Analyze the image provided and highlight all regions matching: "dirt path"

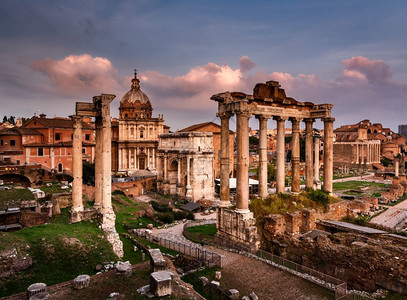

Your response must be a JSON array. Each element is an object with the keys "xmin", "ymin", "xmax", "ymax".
[{"xmin": 207, "ymin": 247, "xmax": 335, "ymax": 300}]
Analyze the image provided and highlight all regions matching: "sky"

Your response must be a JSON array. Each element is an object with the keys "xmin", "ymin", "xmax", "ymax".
[{"xmin": 0, "ymin": 0, "xmax": 407, "ymax": 131}]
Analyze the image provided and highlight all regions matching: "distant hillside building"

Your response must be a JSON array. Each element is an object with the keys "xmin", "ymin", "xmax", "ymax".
[
  {"xmin": 334, "ymin": 120, "xmax": 406, "ymax": 169},
  {"xmin": 112, "ymin": 72, "xmax": 169, "ymax": 172},
  {"xmin": 0, "ymin": 114, "xmax": 95, "ymax": 173},
  {"xmin": 178, "ymin": 122, "xmax": 234, "ymax": 178}
]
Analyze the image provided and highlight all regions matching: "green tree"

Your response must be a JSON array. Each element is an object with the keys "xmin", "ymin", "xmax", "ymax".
[
  {"xmin": 83, "ymin": 161, "xmax": 95, "ymax": 185},
  {"xmin": 2, "ymin": 116, "xmax": 7, "ymax": 123},
  {"xmin": 267, "ymin": 162, "xmax": 277, "ymax": 182}
]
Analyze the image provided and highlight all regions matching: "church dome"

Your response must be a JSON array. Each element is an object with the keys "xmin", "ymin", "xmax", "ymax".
[{"xmin": 121, "ymin": 71, "xmax": 150, "ymax": 104}]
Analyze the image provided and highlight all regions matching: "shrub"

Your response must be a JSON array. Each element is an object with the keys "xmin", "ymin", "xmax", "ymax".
[
  {"xmin": 150, "ymin": 200, "xmax": 173, "ymax": 212},
  {"xmin": 308, "ymin": 189, "xmax": 329, "ymax": 206},
  {"xmin": 187, "ymin": 211, "xmax": 195, "ymax": 220},
  {"xmin": 157, "ymin": 212, "xmax": 174, "ymax": 224},
  {"xmin": 112, "ymin": 190, "xmax": 126, "ymax": 196},
  {"xmin": 173, "ymin": 210, "xmax": 189, "ymax": 220}
]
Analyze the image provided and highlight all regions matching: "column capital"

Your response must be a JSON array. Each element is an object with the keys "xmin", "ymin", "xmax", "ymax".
[
  {"xmin": 304, "ymin": 118, "xmax": 315, "ymax": 124},
  {"xmin": 217, "ymin": 112, "xmax": 233, "ymax": 119},
  {"xmin": 71, "ymin": 115, "xmax": 83, "ymax": 128},
  {"xmin": 322, "ymin": 117, "xmax": 335, "ymax": 123},
  {"xmin": 289, "ymin": 117, "xmax": 302, "ymax": 123},
  {"xmin": 255, "ymin": 114, "xmax": 270, "ymax": 121},
  {"xmin": 273, "ymin": 116, "xmax": 288, "ymax": 122},
  {"xmin": 235, "ymin": 111, "xmax": 252, "ymax": 118}
]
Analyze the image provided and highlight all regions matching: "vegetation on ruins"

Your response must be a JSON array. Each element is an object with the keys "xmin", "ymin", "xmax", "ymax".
[
  {"xmin": 249, "ymin": 190, "xmax": 340, "ymax": 228},
  {"xmin": 0, "ymin": 208, "xmax": 117, "ymax": 297}
]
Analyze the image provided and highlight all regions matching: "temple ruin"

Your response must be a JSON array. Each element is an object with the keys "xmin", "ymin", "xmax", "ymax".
[
  {"xmin": 211, "ymin": 81, "xmax": 334, "ymax": 252},
  {"xmin": 70, "ymin": 94, "xmax": 123, "ymax": 257}
]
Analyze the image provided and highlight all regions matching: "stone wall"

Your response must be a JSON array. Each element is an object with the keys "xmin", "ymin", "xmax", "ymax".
[
  {"xmin": 270, "ymin": 232, "xmax": 407, "ymax": 295},
  {"xmin": 20, "ymin": 211, "xmax": 49, "ymax": 227}
]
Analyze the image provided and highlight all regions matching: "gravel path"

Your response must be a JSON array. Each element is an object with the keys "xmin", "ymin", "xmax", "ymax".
[{"xmin": 207, "ymin": 246, "xmax": 335, "ymax": 300}]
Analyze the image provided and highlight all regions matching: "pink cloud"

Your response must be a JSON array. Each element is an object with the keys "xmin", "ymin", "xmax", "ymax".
[
  {"xmin": 31, "ymin": 54, "xmax": 124, "ymax": 96},
  {"xmin": 341, "ymin": 56, "xmax": 393, "ymax": 84},
  {"xmin": 239, "ymin": 56, "xmax": 256, "ymax": 73}
]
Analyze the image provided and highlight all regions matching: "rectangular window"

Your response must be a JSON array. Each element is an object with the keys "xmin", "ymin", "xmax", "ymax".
[
  {"xmin": 140, "ymin": 131, "xmax": 144, "ymax": 139},
  {"xmin": 10, "ymin": 140, "xmax": 16, "ymax": 146},
  {"xmin": 85, "ymin": 134, "xmax": 90, "ymax": 141},
  {"xmin": 38, "ymin": 148, "xmax": 44, "ymax": 156},
  {"xmin": 55, "ymin": 133, "xmax": 61, "ymax": 140},
  {"xmin": 71, "ymin": 134, "xmax": 73, "ymax": 140},
  {"xmin": 82, "ymin": 148, "xmax": 86, "ymax": 154},
  {"xmin": 0, "ymin": 140, "xmax": 3, "ymax": 146}
]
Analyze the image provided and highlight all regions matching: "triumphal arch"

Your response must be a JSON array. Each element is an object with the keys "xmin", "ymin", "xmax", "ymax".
[{"xmin": 211, "ymin": 80, "xmax": 334, "ymax": 252}]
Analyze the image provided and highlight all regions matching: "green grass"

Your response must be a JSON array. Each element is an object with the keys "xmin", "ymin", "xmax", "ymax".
[
  {"xmin": 39, "ymin": 182, "xmax": 71, "ymax": 194},
  {"xmin": 0, "ymin": 188, "xmax": 34, "ymax": 207},
  {"xmin": 333, "ymin": 180, "xmax": 388, "ymax": 191},
  {"xmin": 182, "ymin": 267, "xmax": 222, "ymax": 300},
  {"xmin": 185, "ymin": 224, "xmax": 217, "ymax": 244},
  {"xmin": 0, "ymin": 208, "xmax": 117, "ymax": 297}
]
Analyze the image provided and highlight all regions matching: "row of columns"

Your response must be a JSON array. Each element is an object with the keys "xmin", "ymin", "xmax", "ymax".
[
  {"xmin": 353, "ymin": 143, "xmax": 380, "ymax": 164},
  {"xmin": 71, "ymin": 114, "xmax": 113, "ymax": 217},
  {"xmin": 119, "ymin": 123, "xmax": 156, "ymax": 140},
  {"xmin": 118, "ymin": 147, "xmax": 156, "ymax": 170},
  {"xmin": 219, "ymin": 113, "xmax": 334, "ymax": 209}
]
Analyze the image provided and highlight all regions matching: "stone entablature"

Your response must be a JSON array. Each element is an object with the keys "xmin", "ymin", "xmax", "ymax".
[{"xmin": 157, "ymin": 132, "xmax": 214, "ymax": 202}]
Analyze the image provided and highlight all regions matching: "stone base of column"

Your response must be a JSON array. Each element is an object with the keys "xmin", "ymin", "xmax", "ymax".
[
  {"xmin": 105, "ymin": 230, "xmax": 124, "ymax": 258},
  {"xmin": 162, "ymin": 181, "xmax": 170, "ymax": 195},
  {"xmin": 214, "ymin": 208, "xmax": 260, "ymax": 253},
  {"xmin": 100, "ymin": 211, "xmax": 116, "ymax": 231},
  {"xmin": 185, "ymin": 186, "xmax": 192, "ymax": 201},
  {"xmin": 217, "ymin": 200, "xmax": 232, "ymax": 208},
  {"xmin": 69, "ymin": 209, "xmax": 83, "ymax": 223}
]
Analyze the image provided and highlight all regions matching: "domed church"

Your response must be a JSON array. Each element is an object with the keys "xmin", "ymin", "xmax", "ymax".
[{"xmin": 112, "ymin": 71, "xmax": 168, "ymax": 172}]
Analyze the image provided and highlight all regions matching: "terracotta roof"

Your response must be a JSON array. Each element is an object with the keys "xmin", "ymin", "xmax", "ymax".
[
  {"xmin": 0, "ymin": 127, "xmax": 42, "ymax": 136},
  {"xmin": 26, "ymin": 116, "xmax": 94, "ymax": 130},
  {"xmin": 179, "ymin": 122, "xmax": 234, "ymax": 134}
]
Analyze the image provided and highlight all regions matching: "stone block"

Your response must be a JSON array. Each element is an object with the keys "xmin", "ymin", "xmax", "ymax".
[
  {"xmin": 73, "ymin": 274, "xmax": 90, "ymax": 289},
  {"xmin": 211, "ymin": 280, "xmax": 220, "ymax": 287},
  {"xmin": 149, "ymin": 249, "xmax": 166, "ymax": 272},
  {"xmin": 150, "ymin": 270, "xmax": 173, "ymax": 297},
  {"xmin": 29, "ymin": 293, "xmax": 50, "ymax": 300},
  {"xmin": 115, "ymin": 261, "xmax": 132, "ymax": 277},
  {"xmin": 27, "ymin": 283, "xmax": 47, "ymax": 299},
  {"xmin": 227, "ymin": 289, "xmax": 240, "ymax": 300},
  {"xmin": 199, "ymin": 276, "xmax": 209, "ymax": 286},
  {"xmin": 215, "ymin": 270, "xmax": 221, "ymax": 280},
  {"xmin": 249, "ymin": 292, "xmax": 259, "ymax": 300},
  {"xmin": 242, "ymin": 297, "xmax": 250, "ymax": 300}
]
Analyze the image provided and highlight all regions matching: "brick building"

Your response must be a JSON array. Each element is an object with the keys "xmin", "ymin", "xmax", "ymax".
[{"xmin": 0, "ymin": 114, "xmax": 95, "ymax": 173}]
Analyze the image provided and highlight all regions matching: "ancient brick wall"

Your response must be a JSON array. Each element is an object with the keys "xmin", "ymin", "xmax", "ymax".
[{"xmin": 20, "ymin": 211, "xmax": 49, "ymax": 227}]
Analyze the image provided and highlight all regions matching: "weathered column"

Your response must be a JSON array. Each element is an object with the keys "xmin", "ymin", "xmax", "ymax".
[
  {"xmin": 236, "ymin": 112, "xmax": 251, "ymax": 212},
  {"xmin": 274, "ymin": 117, "xmax": 286, "ymax": 193},
  {"xmin": 177, "ymin": 159, "xmax": 181, "ymax": 184},
  {"xmin": 257, "ymin": 115, "xmax": 269, "ymax": 198},
  {"xmin": 395, "ymin": 159, "xmax": 400, "ymax": 177},
  {"xmin": 304, "ymin": 119, "xmax": 314, "ymax": 189},
  {"xmin": 323, "ymin": 118, "xmax": 335, "ymax": 193},
  {"xmin": 71, "ymin": 115, "xmax": 83, "ymax": 221},
  {"xmin": 94, "ymin": 116, "xmax": 102, "ymax": 210},
  {"xmin": 219, "ymin": 113, "xmax": 232, "ymax": 207},
  {"xmin": 164, "ymin": 154, "xmax": 168, "ymax": 182},
  {"xmin": 314, "ymin": 137, "xmax": 320, "ymax": 187},
  {"xmin": 291, "ymin": 118, "xmax": 301, "ymax": 193},
  {"xmin": 186, "ymin": 156, "xmax": 192, "ymax": 199},
  {"xmin": 147, "ymin": 148, "xmax": 150, "ymax": 169}
]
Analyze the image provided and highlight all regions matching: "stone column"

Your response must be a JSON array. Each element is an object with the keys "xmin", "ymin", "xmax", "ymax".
[
  {"xmin": 395, "ymin": 159, "xmax": 400, "ymax": 177},
  {"xmin": 236, "ymin": 112, "xmax": 251, "ymax": 212},
  {"xmin": 101, "ymin": 113, "xmax": 113, "ymax": 214},
  {"xmin": 94, "ymin": 116, "xmax": 102, "ymax": 210},
  {"xmin": 219, "ymin": 113, "xmax": 232, "ymax": 207},
  {"xmin": 291, "ymin": 118, "xmax": 301, "ymax": 193},
  {"xmin": 147, "ymin": 148, "xmax": 150, "ymax": 169},
  {"xmin": 71, "ymin": 115, "xmax": 83, "ymax": 221},
  {"xmin": 304, "ymin": 119, "xmax": 314, "ymax": 189},
  {"xmin": 323, "ymin": 118, "xmax": 335, "ymax": 193},
  {"xmin": 314, "ymin": 137, "xmax": 320, "ymax": 187},
  {"xmin": 257, "ymin": 115, "xmax": 269, "ymax": 198},
  {"xmin": 186, "ymin": 156, "xmax": 192, "ymax": 200},
  {"xmin": 274, "ymin": 117, "xmax": 286, "ymax": 193}
]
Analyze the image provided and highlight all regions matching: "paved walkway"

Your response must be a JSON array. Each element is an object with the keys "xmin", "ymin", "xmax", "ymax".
[{"xmin": 370, "ymin": 199, "xmax": 407, "ymax": 229}]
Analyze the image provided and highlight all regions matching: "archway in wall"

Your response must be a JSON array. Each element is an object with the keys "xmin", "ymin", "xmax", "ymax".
[
  {"xmin": 58, "ymin": 163, "xmax": 63, "ymax": 173},
  {"xmin": 0, "ymin": 174, "xmax": 31, "ymax": 187}
]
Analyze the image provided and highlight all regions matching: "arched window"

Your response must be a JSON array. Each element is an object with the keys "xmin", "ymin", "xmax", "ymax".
[{"xmin": 58, "ymin": 163, "xmax": 63, "ymax": 173}]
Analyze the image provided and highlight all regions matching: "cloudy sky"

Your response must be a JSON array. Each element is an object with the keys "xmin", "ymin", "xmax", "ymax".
[{"xmin": 1, "ymin": 0, "xmax": 407, "ymax": 131}]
